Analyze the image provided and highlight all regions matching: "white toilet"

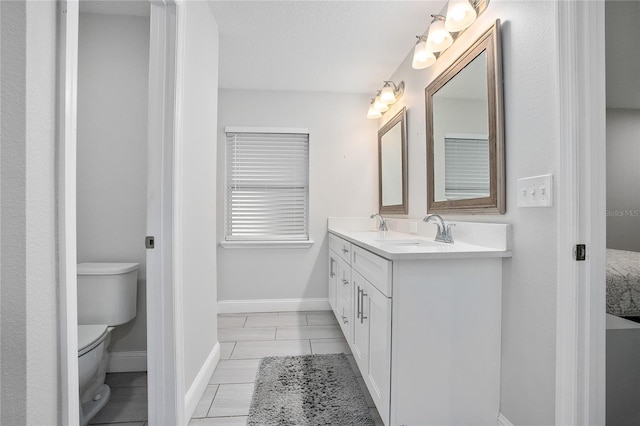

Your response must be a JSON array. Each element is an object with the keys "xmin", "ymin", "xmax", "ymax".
[{"xmin": 77, "ymin": 262, "xmax": 139, "ymax": 426}]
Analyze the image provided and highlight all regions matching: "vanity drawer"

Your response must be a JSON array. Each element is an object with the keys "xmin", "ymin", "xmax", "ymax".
[
  {"xmin": 352, "ymin": 245, "xmax": 392, "ymax": 297},
  {"xmin": 329, "ymin": 233, "xmax": 352, "ymax": 264}
]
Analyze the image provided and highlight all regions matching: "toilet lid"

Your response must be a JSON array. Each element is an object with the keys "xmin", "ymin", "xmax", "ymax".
[
  {"xmin": 78, "ymin": 324, "xmax": 109, "ymax": 356},
  {"xmin": 77, "ymin": 262, "xmax": 139, "ymax": 275}
]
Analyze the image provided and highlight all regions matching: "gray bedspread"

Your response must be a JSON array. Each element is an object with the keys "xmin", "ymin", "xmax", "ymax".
[{"xmin": 607, "ymin": 249, "xmax": 640, "ymax": 316}]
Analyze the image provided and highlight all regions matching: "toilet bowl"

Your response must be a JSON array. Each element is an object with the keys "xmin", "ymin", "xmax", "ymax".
[{"xmin": 77, "ymin": 262, "xmax": 139, "ymax": 426}]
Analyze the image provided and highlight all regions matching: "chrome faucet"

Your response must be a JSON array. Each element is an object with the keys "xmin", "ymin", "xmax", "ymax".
[
  {"xmin": 370, "ymin": 213, "xmax": 388, "ymax": 231},
  {"xmin": 423, "ymin": 214, "xmax": 455, "ymax": 243}
]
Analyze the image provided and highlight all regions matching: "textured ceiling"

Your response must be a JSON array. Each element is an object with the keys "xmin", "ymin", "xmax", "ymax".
[{"xmin": 208, "ymin": 1, "xmax": 446, "ymax": 94}]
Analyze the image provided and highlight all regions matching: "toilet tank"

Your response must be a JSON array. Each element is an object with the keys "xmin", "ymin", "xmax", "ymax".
[{"xmin": 77, "ymin": 262, "xmax": 139, "ymax": 326}]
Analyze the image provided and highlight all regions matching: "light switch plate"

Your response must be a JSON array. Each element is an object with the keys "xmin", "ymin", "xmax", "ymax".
[{"xmin": 517, "ymin": 174, "xmax": 553, "ymax": 207}]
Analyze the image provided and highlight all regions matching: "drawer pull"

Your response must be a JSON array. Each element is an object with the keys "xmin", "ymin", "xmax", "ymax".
[
  {"xmin": 360, "ymin": 290, "xmax": 368, "ymax": 324},
  {"xmin": 342, "ymin": 247, "xmax": 349, "ymax": 254},
  {"xmin": 356, "ymin": 286, "xmax": 362, "ymax": 319},
  {"xmin": 330, "ymin": 258, "xmax": 336, "ymax": 278},
  {"xmin": 342, "ymin": 279, "xmax": 349, "ymax": 286},
  {"xmin": 341, "ymin": 315, "xmax": 349, "ymax": 324}
]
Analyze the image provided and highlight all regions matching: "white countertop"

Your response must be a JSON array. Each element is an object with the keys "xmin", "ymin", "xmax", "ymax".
[{"xmin": 329, "ymin": 228, "xmax": 512, "ymax": 261}]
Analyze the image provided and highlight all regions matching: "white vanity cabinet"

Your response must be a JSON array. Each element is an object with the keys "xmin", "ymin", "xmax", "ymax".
[{"xmin": 327, "ymin": 230, "xmax": 505, "ymax": 426}]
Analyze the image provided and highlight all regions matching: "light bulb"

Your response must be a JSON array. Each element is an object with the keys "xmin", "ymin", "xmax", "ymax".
[
  {"xmin": 412, "ymin": 38, "xmax": 436, "ymax": 69},
  {"xmin": 445, "ymin": 0, "xmax": 477, "ymax": 33},
  {"xmin": 426, "ymin": 17, "xmax": 453, "ymax": 53}
]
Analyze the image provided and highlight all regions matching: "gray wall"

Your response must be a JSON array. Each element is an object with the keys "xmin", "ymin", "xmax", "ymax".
[
  {"xmin": 606, "ymin": 109, "xmax": 640, "ymax": 252},
  {"xmin": 76, "ymin": 12, "xmax": 149, "ymax": 354},
  {"xmin": 216, "ymin": 89, "xmax": 378, "ymax": 302},
  {"xmin": 383, "ymin": 2, "xmax": 559, "ymax": 423},
  {"xmin": 0, "ymin": 1, "xmax": 59, "ymax": 423}
]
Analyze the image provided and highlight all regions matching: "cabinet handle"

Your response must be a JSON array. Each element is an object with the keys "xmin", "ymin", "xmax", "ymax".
[
  {"xmin": 356, "ymin": 286, "xmax": 361, "ymax": 319},
  {"xmin": 360, "ymin": 290, "xmax": 368, "ymax": 324},
  {"xmin": 342, "ymin": 247, "xmax": 349, "ymax": 254},
  {"xmin": 330, "ymin": 258, "xmax": 336, "ymax": 278},
  {"xmin": 341, "ymin": 278, "xmax": 349, "ymax": 286},
  {"xmin": 342, "ymin": 315, "xmax": 349, "ymax": 324}
]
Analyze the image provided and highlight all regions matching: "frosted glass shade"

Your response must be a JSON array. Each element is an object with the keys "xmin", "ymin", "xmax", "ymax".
[
  {"xmin": 380, "ymin": 85, "xmax": 396, "ymax": 104},
  {"xmin": 426, "ymin": 18, "xmax": 453, "ymax": 53},
  {"xmin": 367, "ymin": 104, "xmax": 382, "ymax": 119},
  {"xmin": 412, "ymin": 39, "xmax": 436, "ymax": 69},
  {"xmin": 374, "ymin": 96, "xmax": 389, "ymax": 112},
  {"xmin": 445, "ymin": 0, "xmax": 477, "ymax": 33}
]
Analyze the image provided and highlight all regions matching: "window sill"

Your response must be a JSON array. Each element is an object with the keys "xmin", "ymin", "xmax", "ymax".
[{"xmin": 219, "ymin": 240, "xmax": 315, "ymax": 249}]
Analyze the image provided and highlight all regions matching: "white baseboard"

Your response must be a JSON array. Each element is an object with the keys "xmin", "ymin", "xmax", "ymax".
[
  {"xmin": 108, "ymin": 351, "xmax": 147, "ymax": 373},
  {"xmin": 184, "ymin": 342, "xmax": 221, "ymax": 422},
  {"xmin": 217, "ymin": 298, "xmax": 331, "ymax": 314},
  {"xmin": 497, "ymin": 413, "xmax": 514, "ymax": 426}
]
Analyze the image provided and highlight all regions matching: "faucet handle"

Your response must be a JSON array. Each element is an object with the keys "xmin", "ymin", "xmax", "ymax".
[{"xmin": 445, "ymin": 223, "xmax": 456, "ymax": 243}]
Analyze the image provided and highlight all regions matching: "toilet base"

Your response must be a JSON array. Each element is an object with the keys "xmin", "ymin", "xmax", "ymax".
[{"xmin": 80, "ymin": 383, "xmax": 111, "ymax": 426}]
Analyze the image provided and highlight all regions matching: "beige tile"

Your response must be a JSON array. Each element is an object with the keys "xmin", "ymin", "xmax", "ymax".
[
  {"xmin": 192, "ymin": 385, "xmax": 218, "ymax": 418},
  {"xmin": 276, "ymin": 325, "xmax": 343, "ymax": 340},
  {"xmin": 207, "ymin": 383, "xmax": 254, "ymax": 417},
  {"xmin": 209, "ymin": 359, "xmax": 260, "ymax": 385},
  {"xmin": 310, "ymin": 338, "xmax": 351, "ymax": 355},
  {"xmin": 220, "ymin": 342, "xmax": 235, "ymax": 360},
  {"xmin": 218, "ymin": 327, "xmax": 276, "ymax": 342},
  {"xmin": 231, "ymin": 340, "xmax": 312, "ymax": 359},
  {"xmin": 306, "ymin": 311, "xmax": 338, "ymax": 326},
  {"xmin": 244, "ymin": 313, "xmax": 307, "ymax": 327},
  {"xmin": 190, "ymin": 417, "xmax": 248, "ymax": 426},
  {"xmin": 218, "ymin": 316, "xmax": 247, "ymax": 328}
]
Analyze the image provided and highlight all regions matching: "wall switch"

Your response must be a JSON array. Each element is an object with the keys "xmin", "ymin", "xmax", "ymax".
[{"xmin": 517, "ymin": 174, "xmax": 553, "ymax": 207}]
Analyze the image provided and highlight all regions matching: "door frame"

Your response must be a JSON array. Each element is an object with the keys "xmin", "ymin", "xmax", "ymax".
[
  {"xmin": 555, "ymin": 1, "xmax": 606, "ymax": 424},
  {"xmin": 56, "ymin": 0, "xmax": 185, "ymax": 423}
]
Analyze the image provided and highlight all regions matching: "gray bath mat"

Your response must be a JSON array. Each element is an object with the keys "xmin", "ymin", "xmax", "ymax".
[{"xmin": 248, "ymin": 354, "xmax": 375, "ymax": 425}]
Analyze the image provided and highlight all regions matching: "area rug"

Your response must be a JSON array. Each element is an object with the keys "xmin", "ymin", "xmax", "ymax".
[{"xmin": 248, "ymin": 353, "xmax": 375, "ymax": 425}]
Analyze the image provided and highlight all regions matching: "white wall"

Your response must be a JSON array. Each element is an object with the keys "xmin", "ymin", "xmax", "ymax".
[
  {"xmin": 76, "ymin": 13, "xmax": 149, "ymax": 355},
  {"xmin": 0, "ymin": 0, "xmax": 59, "ymax": 423},
  {"xmin": 180, "ymin": 0, "xmax": 220, "ymax": 394},
  {"xmin": 381, "ymin": 2, "xmax": 559, "ymax": 423},
  {"xmin": 606, "ymin": 109, "xmax": 640, "ymax": 252},
  {"xmin": 217, "ymin": 90, "xmax": 378, "ymax": 303}
]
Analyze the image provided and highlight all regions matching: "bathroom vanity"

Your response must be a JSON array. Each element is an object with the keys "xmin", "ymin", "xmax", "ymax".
[{"xmin": 328, "ymin": 218, "xmax": 511, "ymax": 426}]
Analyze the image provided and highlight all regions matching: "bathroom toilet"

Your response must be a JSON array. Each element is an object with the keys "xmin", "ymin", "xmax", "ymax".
[{"xmin": 77, "ymin": 262, "xmax": 139, "ymax": 426}]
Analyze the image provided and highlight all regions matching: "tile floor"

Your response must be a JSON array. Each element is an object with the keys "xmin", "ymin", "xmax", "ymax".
[
  {"xmin": 190, "ymin": 311, "xmax": 384, "ymax": 425},
  {"xmin": 89, "ymin": 311, "xmax": 382, "ymax": 426}
]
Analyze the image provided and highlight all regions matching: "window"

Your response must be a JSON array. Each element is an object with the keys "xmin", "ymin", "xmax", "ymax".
[
  {"xmin": 444, "ymin": 133, "xmax": 490, "ymax": 200},
  {"xmin": 224, "ymin": 128, "xmax": 309, "ymax": 244}
]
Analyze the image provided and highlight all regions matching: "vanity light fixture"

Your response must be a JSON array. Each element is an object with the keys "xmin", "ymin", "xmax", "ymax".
[
  {"xmin": 366, "ymin": 81, "xmax": 405, "ymax": 119},
  {"xmin": 410, "ymin": 0, "xmax": 487, "ymax": 70},
  {"xmin": 425, "ymin": 15, "xmax": 453, "ymax": 53}
]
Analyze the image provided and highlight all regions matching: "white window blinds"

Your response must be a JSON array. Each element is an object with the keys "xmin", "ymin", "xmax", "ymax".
[
  {"xmin": 444, "ymin": 134, "xmax": 490, "ymax": 200},
  {"xmin": 225, "ymin": 129, "xmax": 309, "ymax": 241}
]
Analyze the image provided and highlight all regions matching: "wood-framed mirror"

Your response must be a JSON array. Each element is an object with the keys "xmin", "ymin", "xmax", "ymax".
[
  {"xmin": 426, "ymin": 20, "xmax": 504, "ymax": 214},
  {"xmin": 378, "ymin": 107, "xmax": 408, "ymax": 214}
]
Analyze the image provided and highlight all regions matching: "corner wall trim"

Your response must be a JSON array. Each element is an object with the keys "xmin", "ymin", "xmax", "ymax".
[
  {"xmin": 217, "ymin": 298, "xmax": 331, "ymax": 314},
  {"xmin": 107, "ymin": 351, "xmax": 148, "ymax": 373},
  {"xmin": 184, "ymin": 342, "xmax": 221, "ymax": 422},
  {"xmin": 497, "ymin": 413, "xmax": 514, "ymax": 426}
]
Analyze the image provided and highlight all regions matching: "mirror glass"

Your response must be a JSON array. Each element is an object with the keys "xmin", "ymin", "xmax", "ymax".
[
  {"xmin": 426, "ymin": 20, "xmax": 504, "ymax": 214},
  {"xmin": 378, "ymin": 107, "xmax": 407, "ymax": 214}
]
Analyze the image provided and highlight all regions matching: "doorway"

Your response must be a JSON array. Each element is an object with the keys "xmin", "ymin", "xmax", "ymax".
[{"xmin": 57, "ymin": 1, "xmax": 182, "ymax": 424}]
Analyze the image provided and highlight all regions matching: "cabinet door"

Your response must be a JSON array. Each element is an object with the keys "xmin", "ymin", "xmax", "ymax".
[
  {"xmin": 352, "ymin": 270, "xmax": 369, "ymax": 367},
  {"xmin": 328, "ymin": 250, "xmax": 338, "ymax": 314},
  {"xmin": 363, "ymin": 280, "xmax": 391, "ymax": 425}
]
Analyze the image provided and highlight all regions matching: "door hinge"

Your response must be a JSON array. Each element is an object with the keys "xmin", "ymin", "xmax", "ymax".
[
  {"xmin": 574, "ymin": 244, "xmax": 586, "ymax": 261},
  {"xmin": 145, "ymin": 236, "xmax": 155, "ymax": 249}
]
